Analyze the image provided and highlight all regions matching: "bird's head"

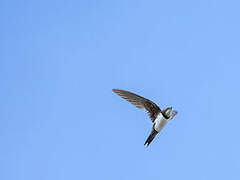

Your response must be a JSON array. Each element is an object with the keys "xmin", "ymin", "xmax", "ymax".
[{"xmin": 164, "ymin": 107, "xmax": 173, "ymax": 118}]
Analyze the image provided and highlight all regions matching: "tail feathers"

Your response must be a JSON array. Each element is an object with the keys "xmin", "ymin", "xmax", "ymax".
[{"xmin": 144, "ymin": 129, "xmax": 158, "ymax": 147}]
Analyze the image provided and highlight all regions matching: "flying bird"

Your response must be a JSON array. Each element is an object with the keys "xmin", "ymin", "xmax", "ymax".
[{"xmin": 112, "ymin": 89, "xmax": 177, "ymax": 147}]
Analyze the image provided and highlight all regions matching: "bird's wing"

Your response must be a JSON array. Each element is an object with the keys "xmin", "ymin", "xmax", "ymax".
[
  {"xmin": 112, "ymin": 89, "xmax": 161, "ymax": 122},
  {"xmin": 144, "ymin": 125, "xmax": 158, "ymax": 147}
]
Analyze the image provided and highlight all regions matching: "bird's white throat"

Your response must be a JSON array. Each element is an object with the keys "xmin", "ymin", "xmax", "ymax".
[{"xmin": 154, "ymin": 113, "xmax": 167, "ymax": 132}]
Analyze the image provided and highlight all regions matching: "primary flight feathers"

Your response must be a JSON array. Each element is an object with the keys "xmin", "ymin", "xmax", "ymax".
[
  {"xmin": 112, "ymin": 89, "xmax": 161, "ymax": 122},
  {"xmin": 112, "ymin": 89, "xmax": 178, "ymax": 147}
]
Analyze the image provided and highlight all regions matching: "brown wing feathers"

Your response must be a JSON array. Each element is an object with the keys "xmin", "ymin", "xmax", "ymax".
[
  {"xmin": 112, "ymin": 89, "xmax": 161, "ymax": 122},
  {"xmin": 112, "ymin": 89, "xmax": 145, "ymax": 109}
]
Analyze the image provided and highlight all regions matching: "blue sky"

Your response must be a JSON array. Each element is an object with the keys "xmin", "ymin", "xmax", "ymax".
[{"xmin": 1, "ymin": 0, "xmax": 240, "ymax": 179}]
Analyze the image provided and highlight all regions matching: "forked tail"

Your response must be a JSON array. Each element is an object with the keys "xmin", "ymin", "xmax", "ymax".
[{"xmin": 144, "ymin": 128, "xmax": 158, "ymax": 147}]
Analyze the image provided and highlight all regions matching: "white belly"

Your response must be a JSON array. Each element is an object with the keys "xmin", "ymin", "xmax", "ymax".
[{"xmin": 154, "ymin": 113, "xmax": 167, "ymax": 132}]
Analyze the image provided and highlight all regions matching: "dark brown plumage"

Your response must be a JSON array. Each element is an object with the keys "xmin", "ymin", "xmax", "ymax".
[
  {"xmin": 144, "ymin": 126, "xmax": 158, "ymax": 147},
  {"xmin": 112, "ymin": 89, "xmax": 161, "ymax": 122},
  {"xmin": 113, "ymin": 89, "xmax": 177, "ymax": 147}
]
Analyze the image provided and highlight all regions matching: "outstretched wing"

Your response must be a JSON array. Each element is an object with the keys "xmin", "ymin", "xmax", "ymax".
[{"xmin": 112, "ymin": 89, "xmax": 161, "ymax": 122}]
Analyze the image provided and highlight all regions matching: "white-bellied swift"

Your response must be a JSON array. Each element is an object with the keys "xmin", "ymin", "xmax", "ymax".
[{"xmin": 113, "ymin": 89, "xmax": 178, "ymax": 147}]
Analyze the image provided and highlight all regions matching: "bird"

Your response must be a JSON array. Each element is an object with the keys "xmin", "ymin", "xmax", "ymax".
[{"xmin": 112, "ymin": 89, "xmax": 178, "ymax": 147}]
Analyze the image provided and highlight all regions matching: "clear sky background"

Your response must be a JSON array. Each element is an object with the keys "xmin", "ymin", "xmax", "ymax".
[{"xmin": 1, "ymin": 0, "xmax": 240, "ymax": 179}]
